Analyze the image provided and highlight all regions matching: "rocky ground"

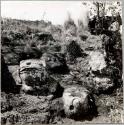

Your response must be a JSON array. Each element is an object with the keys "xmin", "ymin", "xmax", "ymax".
[{"xmin": 1, "ymin": 18, "xmax": 123, "ymax": 124}]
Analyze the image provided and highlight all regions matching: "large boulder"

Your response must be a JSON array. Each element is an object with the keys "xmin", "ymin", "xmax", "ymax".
[
  {"xmin": 62, "ymin": 86, "xmax": 95, "ymax": 118},
  {"xmin": 13, "ymin": 59, "xmax": 63, "ymax": 96},
  {"xmin": 41, "ymin": 52, "xmax": 69, "ymax": 74}
]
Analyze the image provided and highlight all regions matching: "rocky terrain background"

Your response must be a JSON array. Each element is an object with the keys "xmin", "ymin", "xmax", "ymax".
[{"xmin": 1, "ymin": 14, "xmax": 123, "ymax": 124}]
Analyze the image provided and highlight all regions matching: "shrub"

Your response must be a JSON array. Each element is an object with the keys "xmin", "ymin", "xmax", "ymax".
[
  {"xmin": 64, "ymin": 38, "xmax": 83, "ymax": 62},
  {"xmin": 64, "ymin": 15, "xmax": 77, "ymax": 36}
]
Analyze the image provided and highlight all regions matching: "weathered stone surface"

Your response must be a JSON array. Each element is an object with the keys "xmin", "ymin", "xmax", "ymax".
[
  {"xmin": 41, "ymin": 52, "xmax": 69, "ymax": 74},
  {"xmin": 62, "ymin": 86, "xmax": 94, "ymax": 118},
  {"xmin": 19, "ymin": 59, "xmax": 48, "ymax": 94},
  {"xmin": 93, "ymin": 77, "xmax": 114, "ymax": 94},
  {"xmin": 108, "ymin": 21, "xmax": 120, "ymax": 32},
  {"xmin": 12, "ymin": 59, "xmax": 63, "ymax": 96},
  {"xmin": 12, "ymin": 68, "xmax": 22, "ymax": 86},
  {"xmin": 1, "ymin": 15, "xmax": 123, "ymax": 124},
  {"xmin": 88, "ymin": 51, "xmax": 106, "ymax": 72},
  {"xmin": 20, "ymin": 59, "xmax": 45, "ymax": 71}
]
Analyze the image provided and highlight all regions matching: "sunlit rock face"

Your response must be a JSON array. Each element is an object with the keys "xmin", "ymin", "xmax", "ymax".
[
  {"xmin": 108, "ymin": 21, "xmax": 120, "ymax": 32},
  {"xmin": 120, "ymin": 25, "xmax": 122, "ymax": 35},
  {"xmin": 80, "ymin": 35, "xmax": 107, "ymax": 72},
  {"xmin": 88, "ymin": 51, "xmax": 106, "ymax": 72},
  {"xmin": 62, "ymin": 86, "xmax": 94, "ymax": 118}
]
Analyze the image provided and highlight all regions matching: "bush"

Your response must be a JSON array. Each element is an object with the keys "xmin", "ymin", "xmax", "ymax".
[
  {"xmin": 64, "ymin": 15, "xmax": 77, "ymax": 36},
  {"xmin": 64, "ymin": 38, "xmax": 83, "ymax": 62}
]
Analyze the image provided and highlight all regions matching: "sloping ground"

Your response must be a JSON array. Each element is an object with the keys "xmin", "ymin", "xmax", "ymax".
[
  {"xmin": 1, "ymin": 55, "xmax": 123, "ymax": 124},
  {"xmin": 1, "ymin": 18, "xmax": 123, "ymax": 124},
  {"xmin": 1, "ymin": 85, "xmax": 123, "ymax": 124}
]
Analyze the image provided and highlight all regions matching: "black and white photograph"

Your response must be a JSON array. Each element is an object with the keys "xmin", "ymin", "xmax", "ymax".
[{"xmin": 1, "ymin": 0, "xmax": 123, "ymax": 124}]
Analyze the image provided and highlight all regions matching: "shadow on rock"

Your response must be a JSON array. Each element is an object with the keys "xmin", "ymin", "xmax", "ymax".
[
  {"xmin": 1, "ymin": 55, "xmax": 21, "ymax": 94},
  {"xmin": 41, "ymin": 52, "xmax": 70, "ymax": 74},
  {"xmin": 48, "ymin": 98, "xmax": 65, "ymax": 124},
  {"xmin": 70, "ymin": 93, "xmax": 98, "ymax": 122}
]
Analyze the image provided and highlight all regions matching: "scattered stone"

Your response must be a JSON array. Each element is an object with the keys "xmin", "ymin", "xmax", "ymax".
[{"xmin": 1, "ymin": 15, "xmax": 122, "ymax": 124}]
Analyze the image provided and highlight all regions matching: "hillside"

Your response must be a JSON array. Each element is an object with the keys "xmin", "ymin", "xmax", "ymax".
[{"xmin": 1, "ymin": 17, "xmax": 123, "ymax": 124}]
